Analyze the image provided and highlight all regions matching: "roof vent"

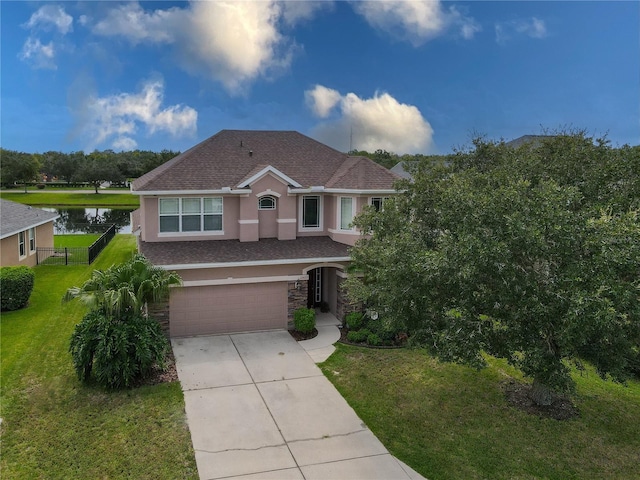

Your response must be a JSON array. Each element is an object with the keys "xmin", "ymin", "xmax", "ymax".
[
  {"xmin": 249, "ymin": 150, "xmax": 253, "ymax": 157},
  {"xmin": 240, "ymin": 140, "xmax": 243, "ymax": 147}
]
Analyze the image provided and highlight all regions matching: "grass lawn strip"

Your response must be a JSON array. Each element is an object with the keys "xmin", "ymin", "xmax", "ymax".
[
  {"xmin": 321, "ymin": 344, "xmax": 640, "ymax": 480},
  {"xmin": 0, "ymin": 235, "xmax": 198, "ymax": 479},
  {"xmin": 54, "ymin": 234, "xmax": 102, "ymax": 248},
  {"xmin": 0, "ymin": 191, "xmax": 139, "ymax": 207}
]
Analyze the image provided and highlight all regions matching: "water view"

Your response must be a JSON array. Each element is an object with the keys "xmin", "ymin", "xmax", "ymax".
[{"xmin": 43, "ymin": 207, "xmax": 134, "ymax": 234}]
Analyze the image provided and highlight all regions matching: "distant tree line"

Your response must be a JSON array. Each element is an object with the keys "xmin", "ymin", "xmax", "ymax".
[
  {"xmin": 349, "ymin": 148, "xmax": 448, "ymax": 170},
  {"xmin": 0, "ymin": 149, "xmax": 179, "ymax": 192}
]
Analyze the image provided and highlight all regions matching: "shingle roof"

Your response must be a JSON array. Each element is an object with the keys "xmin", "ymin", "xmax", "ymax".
[
  {"xmin": 139, "ymin": 236, "xmax": 351, "ymax": 267},
  {"xmin": 506, "ymin": 135, "xmax": 556, "ymax": 148},
  {"xmin": 132, "ymin": 130, "xmax": 401, "ymax": 192},
  {"xmin": 0, "ymin": 199, "xmax": 59, "ymax": 239}
]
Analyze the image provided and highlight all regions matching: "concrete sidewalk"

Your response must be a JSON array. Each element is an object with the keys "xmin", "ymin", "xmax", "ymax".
[{"xmin": 172, "ymin": 331, "xmax": 425, "ymax": 480}]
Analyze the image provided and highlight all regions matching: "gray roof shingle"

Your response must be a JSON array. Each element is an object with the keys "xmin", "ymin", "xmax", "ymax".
[
  {"xmin": 0, "ymin": 199, "xmax": 59, "ymax": 239},
  {"xmin": 139, "ymin": 236, "xmax": 351, "ymax": 267},
  {"xmin": 132, "ymin": 130, "xmax": 400, "ymax": 192}
]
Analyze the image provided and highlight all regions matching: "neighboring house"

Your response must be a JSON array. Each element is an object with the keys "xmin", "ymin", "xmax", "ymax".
[
  {"xmin": 0, "ymin": 199, "xmax": 59, "ymax": 267},
  {"xmin": 390, "ymin": 161, "xmax": 417, "ymax": 180},
  {"xmin": 505, "ymin": 135, "xmax": 556, "ymax": 148},
  {"xmin": 132, "ymin": 130, "xmax": 401, "ymax": 337}
]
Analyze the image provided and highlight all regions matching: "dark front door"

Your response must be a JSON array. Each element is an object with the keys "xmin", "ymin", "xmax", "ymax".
[{"xmin": 307, "ymin": 268, "xmax": 322, "ymax": 308}]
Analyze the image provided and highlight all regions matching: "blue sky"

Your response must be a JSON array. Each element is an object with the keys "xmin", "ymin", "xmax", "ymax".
[{"xmin": 1, "ymin": 1, "xmax": 638, "ymax": 155}]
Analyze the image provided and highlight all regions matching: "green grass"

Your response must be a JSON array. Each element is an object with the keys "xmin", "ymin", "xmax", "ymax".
[
  {"xmin": 54, "ymin": 234, "xmax": 101, "ymax": 248},
  {"xmin": 321, "ymin": 344, "xmax": 640, "ymax": 480},
  {"xmin": 0, "ymin": 191, "xmax": 139, "ymax": 207},
  {"xmin": 0, "ymin": 235, "xmax": 198, "ymax": 479}
]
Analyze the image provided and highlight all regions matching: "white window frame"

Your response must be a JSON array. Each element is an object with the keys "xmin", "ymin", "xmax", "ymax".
[
  {"xmin": 159, "ymin": 197, "xmax": 224, "ymax": 235},
  {"xmin": 28, "ymin": 227, "xmax": 36, "ymax": 253},
  {"xmin": 299, "ymin": 195, "xmax": 323, "ymax": 231},
  {"xmin": 370, "ymin": 196, "xmax": 389, "ymax": 212},
  {"xmin": 18, "ymin": 231, "xmax": 26, "ymax": 258},
  {"xmin": 258, "ymin": 196, "xmax": 276, "ymax": 210},
  {"xmin": 338, "ymin": 196, "xmax": 355, "ymax": 231}
]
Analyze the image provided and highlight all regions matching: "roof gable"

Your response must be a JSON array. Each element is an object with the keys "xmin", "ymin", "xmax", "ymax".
[{"xmin": 236, "ymin": 165, "xmax": 302, "ymax": 188}]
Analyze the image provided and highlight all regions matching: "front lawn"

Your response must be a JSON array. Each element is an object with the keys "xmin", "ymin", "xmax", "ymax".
[
  {"xmin": 0, "ymin": 191, "xmax": 139, "ymax": 207},
  {"xmin": 321, "ymin": 344, "xmax": 640, "ymax": 480},
  {"xmin": 0, "ymin": 235, "xmax": 197, "ymax": 479}
]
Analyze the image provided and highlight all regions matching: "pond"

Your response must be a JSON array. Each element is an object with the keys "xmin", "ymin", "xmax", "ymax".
[{"xmin": 42, "ymin": 207, "xmax": 134, "ymax": 234}]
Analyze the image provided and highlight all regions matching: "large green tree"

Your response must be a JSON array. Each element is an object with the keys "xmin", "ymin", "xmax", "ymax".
[
  {"xmin": 0, "ymin": 149, "xmax": 41, "ymax": 192},
  {"xmin": 348, "ymin": 133, "xmax": 639, "ymax": 405}
]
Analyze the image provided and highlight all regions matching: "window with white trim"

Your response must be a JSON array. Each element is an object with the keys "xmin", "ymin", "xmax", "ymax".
[
  {"xmin": 159, "ymin": 197, "xmax": 223, "ymax": 233},
  {"xmin": 18, "ymin": 231, "xmax": 26, "ymax": 257},
  {"xmin": 339, "ymin": 197, "xmax": 354, "ymax": 230},
  {"xmin": 258, "ymin": 196, "xmax": 276, "ymax": 210},
  {"xmin": 370, "ymin": 197, "xmax": 389, "ymax": 212},
  {"xmin": 302, "ymin": 195, "xmax": 321, "ymax": 229},
  {"xmin": 28, "ymin": 228, "xmax": 36, "ymax": 252}
]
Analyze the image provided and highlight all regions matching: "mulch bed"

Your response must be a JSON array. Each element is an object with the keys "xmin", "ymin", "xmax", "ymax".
[
  {"xmin": 288, "ymin": 328, "xmax": 318, "ymax": 341},
  {"xmin": 502, "ymin": 379, "xmax": 579, "ymax": 420},
  {"xmin": 140, "ymin": 349, "xmax": 179, "ymax": 386}
]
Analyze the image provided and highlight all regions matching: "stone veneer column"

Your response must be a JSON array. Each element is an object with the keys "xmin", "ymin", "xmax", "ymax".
[
  {"xmin": 148, "ymin": 300, "xmax": 170, "ymax": 337},
  {"xmin": 336, "ymin": 276, "xmax": 361, "ymax": 324},
  {"xmin": 287, "ymin": 279, "xmax": 308, "ymax": 325}
]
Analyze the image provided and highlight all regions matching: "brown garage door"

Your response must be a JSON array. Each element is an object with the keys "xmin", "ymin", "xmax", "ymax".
[{"xmin": 169, "ymin": 282, "xmax": 288, "ymax": 337}]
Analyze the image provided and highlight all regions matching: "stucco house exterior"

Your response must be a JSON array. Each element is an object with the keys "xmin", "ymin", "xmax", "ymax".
[
  {"xmin": 132, "ymin": 130, "xmax": 401, "ymax": 337},
  {"xmin": 0, "ymin": 199, "xmax": 59, "ymax": 267}
]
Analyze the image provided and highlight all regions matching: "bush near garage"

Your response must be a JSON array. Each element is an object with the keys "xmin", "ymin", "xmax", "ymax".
[
  {"xmin": 1, "ymin": 266, "xmax": 35, "ymax": 311},
  {"xmin": 294, "ymin": 307, "xmax": 316, "ymax": 334}
]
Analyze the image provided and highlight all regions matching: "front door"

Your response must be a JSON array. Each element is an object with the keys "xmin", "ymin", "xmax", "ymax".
[{"xmin": 307, "ymin": 267, "xmax": 322, "ymax": 308}]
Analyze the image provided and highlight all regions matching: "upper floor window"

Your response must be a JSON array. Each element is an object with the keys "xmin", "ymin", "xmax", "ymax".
[
  {"xmin": 159, "ymin": 197, "xmax": 223, "ymax": 233},
  {"xmin": 28, "ymin": 228, "xmax": 36, "ymax": 252},
  {"xmin": 370, "ymin": 197, "xmax": 389, "ymax": 212},
  {"xmin": 18, "ymin": 231, "xmax": 26, "ymax": 257},
  {"xmin": 339, "ymin": 197, "xmax": 354, "ymax": 230},
  {"xmin": 302, "ymin": 195, "xmax": 321, "ymax": 229},
  {"xmin": 258, "ymin": 196, "xmax": 276, "ymax": 210}
]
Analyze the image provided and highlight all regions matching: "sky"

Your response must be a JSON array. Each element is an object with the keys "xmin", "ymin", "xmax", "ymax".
[{"xmin": 1, "ymin": 1, "xmax": 638, "ymax": 155}]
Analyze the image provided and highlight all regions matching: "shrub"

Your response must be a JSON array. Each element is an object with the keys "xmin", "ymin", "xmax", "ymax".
[
  {"xmin": 346, "ymin": 328, "xmax": 371, "ymax": 343},
  {"xmin": 294, "ymin": 307, "xmax": 316, "ymax": 334},
  {"xmin": 345, "ymin": 311, "xmax": 364, "ymax": 330},
  {"xmin": 1, "ymin": 266, "xmax": 35, "ymax": 311},
  {"xmin": 319, "ymin": 301, "xmax": 330, "ymax": 313},
  {"xmin": 69, "ymin": 310, "xmax": 168, "ymax": 389},
  {"xmin": 366, "ymin": 315, "xmax": 404, "ymax": 343},
  {"xmin": 366, "ymin": 333, "xmax": 382, "ymax": 346},
  {"xmin": 36, "ymin": 183, "xmax": 45, "ymax": 189}
]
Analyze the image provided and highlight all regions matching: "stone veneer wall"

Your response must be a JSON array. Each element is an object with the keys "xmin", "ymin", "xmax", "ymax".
[
  {"xmin": 336, "ymin": 276, "xmax": 362, "ymax": 324},
  {"xmin": 148, "ymin": 300, "xmax": 170, "ymax": 337},
  {"xmin": 287, "ymin": 279, "xmax": 308, "ymax": 326}
]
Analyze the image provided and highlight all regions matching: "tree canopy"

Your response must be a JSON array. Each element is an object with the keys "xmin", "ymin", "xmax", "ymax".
[{"xmin": 347, "ymin": 133, "xmax": 640, "ymax": 405}]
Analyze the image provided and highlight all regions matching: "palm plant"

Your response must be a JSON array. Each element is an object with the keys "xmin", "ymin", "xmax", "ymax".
[{"xmin": 64, "ymin": 254, "xmax": 181, "ymax": 318}]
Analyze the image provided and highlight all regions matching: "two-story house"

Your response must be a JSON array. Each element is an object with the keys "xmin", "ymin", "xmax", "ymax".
[{"xmin": 132, "ymin": 130, "xmax": 400, "ymax": 337}]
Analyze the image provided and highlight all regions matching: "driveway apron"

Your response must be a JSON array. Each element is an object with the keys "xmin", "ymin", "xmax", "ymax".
[{"xmin": 172, "ymin": 330, "xmax": 423, "ymax": 480}]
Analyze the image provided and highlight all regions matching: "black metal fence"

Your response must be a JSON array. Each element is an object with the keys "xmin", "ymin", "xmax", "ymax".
[{"xmin": 37, "ymin": 224, "xmax": 117, "ymax": 266}]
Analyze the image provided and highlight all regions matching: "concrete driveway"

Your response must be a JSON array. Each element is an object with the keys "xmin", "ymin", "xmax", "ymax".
[{"xmin": 172, "ymin": 330, "xmax": 424, "ymax": 480}]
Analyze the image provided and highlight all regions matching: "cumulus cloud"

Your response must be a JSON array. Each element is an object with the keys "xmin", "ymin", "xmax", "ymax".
[
  {"xmin": 306, "ymin": 85, "xmax": 434, "ymax": 154},
  {"xmin": 305, "ymin": 85, "xmax": 341, "ymax": 118},
  {"xmin": 495, "ymin": 17, "xmax": 548, "ymax": 45},
  {"xmin": 90, "ymin": 1, "xmax": 325, "ymax": 93},
  {"xmin": 19, "ymin": 37, "xmax": 56, "ymax": 70},
  {"xmin": 24, "ymin": 4, "xmax": 73, "ymax": 34},
  {"xmin": 352, "ymin": 0, "xmax": 480, "ymax": 46},
  {"xmin": 76, "ymin": 78, "xmax": 198, "ymax": 150}
]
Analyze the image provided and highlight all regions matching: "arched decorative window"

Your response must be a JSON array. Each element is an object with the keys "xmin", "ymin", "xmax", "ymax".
[{"xmin": 258, "ymin": 195, "xmax": 276, "ymax": 210}]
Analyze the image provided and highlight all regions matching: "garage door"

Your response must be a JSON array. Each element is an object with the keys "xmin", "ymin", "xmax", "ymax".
[{"xmin": 169, "ymin": 282, "xmax": 288, "ymax": 337}]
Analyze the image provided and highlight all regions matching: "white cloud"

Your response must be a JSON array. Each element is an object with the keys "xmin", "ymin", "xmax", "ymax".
[
  {"xmin": 352, "ymin": 0, "xmax": 479, "ymax": 46},
  {"xmin": 25, "ymin": 4, "xmax": 73, "ymax": 35},
  {"xmin": 495, "ymin": 17, "xmax": 548, "ymax": 45},
  {"xmin": 90, "ymin": 1, "xmax": 322, "ymax": 93},
  {"xmin": 305, "ymin": 85, "xmax": 341, "ymax": 118},
  {"xmin": 19, "ymin": 37, "xmax": 56, "ymax": 70},
  {"xmin": 306, "ymin": 86, "xmax": 434, "ymax": 154},
  {"xmin": 79, "ymin": 79, "xmax": 198, "ymax": 150}
]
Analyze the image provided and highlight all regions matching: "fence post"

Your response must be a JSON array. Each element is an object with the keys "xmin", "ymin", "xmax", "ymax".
[{"xmin": 65, "ymin": 247, "xmax": 68, "ymax": 266}]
